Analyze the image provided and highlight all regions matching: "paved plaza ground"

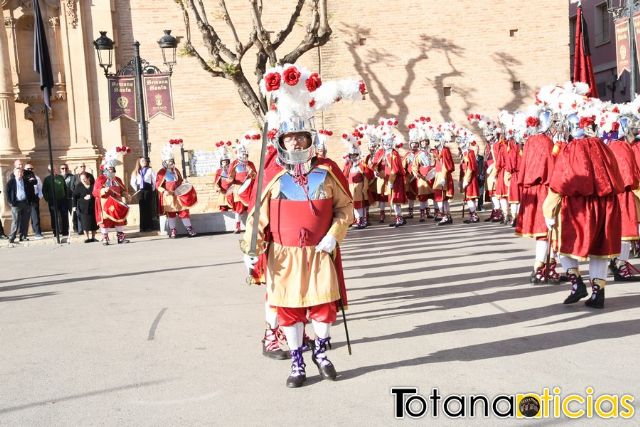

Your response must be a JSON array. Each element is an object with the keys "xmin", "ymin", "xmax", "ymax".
[{"xmin": 1, "ymin": 210, "xmax": 639, "ymax": 425}]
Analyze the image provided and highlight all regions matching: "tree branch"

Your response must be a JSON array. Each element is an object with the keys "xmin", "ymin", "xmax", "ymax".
[
  {"xmin": 187, "ymin": 0, "xmax": 238, "ymax": 63},
  {"xmin": 280, "ymin": 0, "xmax": 331, "ymax": 65},
  {"xmin": 218, "ymin": 0, "xmax": 243, "ymax": 54},
  {"xmin": 249, "ymin": 0, "xmax": 277, "ymax": 66},
  {"xmin": 272, "ymin": 0, "xmax": 306, "ymax": 49},
  {"xmin": 176, "ymin": 0, "xmax": 224, "ymax": 77}
]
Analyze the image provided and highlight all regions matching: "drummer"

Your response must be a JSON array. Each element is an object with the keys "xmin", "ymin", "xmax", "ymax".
[
  {"xmin": 156, "ymin": 144, "xmax": 197, "ymax": 238},
  {"xmin": 214, "ymin": 141, "xmax": 234, "ymax": 212},
  {"xmin": 228, "ymin": 134, "xmax": 257, "ymax": 234},
  {"xmin": 93, "ymin": 149, "xmax": 130, "ymax": 245}
]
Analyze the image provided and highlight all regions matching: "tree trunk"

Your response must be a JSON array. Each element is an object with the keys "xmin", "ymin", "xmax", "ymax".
[{"xmin": 231, "ymin": 70, "xmax": 267, "ymax": 125}]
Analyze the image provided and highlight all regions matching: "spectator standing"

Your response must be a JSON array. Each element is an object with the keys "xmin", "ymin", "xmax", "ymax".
[
  {"xmin": 43, "ymin": 166, "xmax": 69, "ymax": 239},
  {"xmin": 61, "ymin": 164, "xmax": 77, "ymax": 234},
  {"xmin": 24, "ymin": 163, "xmax": 44, "ymax": 240},
  {"xmin": 5, "ymin": 167, "xmax": 36, "ymax": 243},
  {"xmin": 130, "ymin": 157, "xmax": 157, "ymax": 232},
  {"xmin": 73, "ymin": 172, "xmax": 98, "ymax": 243},
  {"xmin": 72, "ymin": 163, "xmax": 95, "ymax": 233}
]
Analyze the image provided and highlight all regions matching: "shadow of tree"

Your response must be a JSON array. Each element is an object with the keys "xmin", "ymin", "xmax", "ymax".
[
  {"xmin": 493, "ymin": 51, "xmax": 525, "ymax": 112},
  {"xmin": 341, "ymin": 24, "xmax": 432, "ymax": 127}
]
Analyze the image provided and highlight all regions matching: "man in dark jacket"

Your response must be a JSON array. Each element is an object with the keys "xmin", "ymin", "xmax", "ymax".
[
  {"xmin": 5, "ymin": 167, "xmax": 37, "ymax": 243},
  {"xmin": 43, "ymin": 166, "xmax": 69, "ymax": 238}
]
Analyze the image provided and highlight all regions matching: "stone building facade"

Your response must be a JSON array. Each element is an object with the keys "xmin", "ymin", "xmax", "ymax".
[{"xmin": 1, "ymin": 0, "xmax": 569, "ymax": 230}]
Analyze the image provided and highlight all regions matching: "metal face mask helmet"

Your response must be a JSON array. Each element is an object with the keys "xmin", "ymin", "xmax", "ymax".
[
  {"xmin": 618, "ymin": 115, "xmax": 635, "ymax": 140},
  {"xmin": 567, "ymin": 113, "xmax": 584, "ymax": 139},
  {"xmin": 419, "ymin": 139, "xmax": 429, "ymax": 150},
  {"xmin": 276, "ymin": 117, "xmax": 317, "ymax": 169},
  {"xmin": 538, "ymin": 108, "xmax": 553, "ymax": 133},
  {"xmin": 382, "ymin": 136, "xmax": 395, "ymax": 152}
]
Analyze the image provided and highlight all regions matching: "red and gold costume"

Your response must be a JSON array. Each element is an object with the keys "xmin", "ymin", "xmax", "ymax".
[
  {"xmin": 433, "ymin": 146, "xmax": 454, "ymax": 202},
  {"xmin": 505, "ymin": 140, "xmax": 522, "ymax": 205},
  {"xmin": 364, "ymin": 152, "xmax": 379, "ymax": 203},
  {"xmin": 228, "ymin": 159, "xmax": 257, "ymax": 213},
  {"xmin": 543, "ymin": 137, "xmax": 624, "ymax": 260},
  {"xmin": 403, "ymin": 150, "xmax": 418, "ymax": 215},
  {"xmin": 608, "ymin": 139, "xmax": 640, "ymax": 242},
  {"xmin": 342, "ymin": 159, "xmax": 373, "ymax": 210},
  {"xmin": 372, "ymin": 148, "xmax": 407, "ymax": 204},
  {"xmin": 459, "ymin": 149, "xmax": 479, "ymax": 200},
  {"xmin": 93, "ymin": 174, "xmax": 128, "ymax": 229},
  {"xmin": 156, "ymin": 167, "xmax": 189, "ymax": 219},
  {"xmin": 516, "ymin": 133, "xmax": 555, "ymax": 238},
  {"xmin": 214, "ymin": 167, "xmax": 234, "ymax": 211},
  {"xmin": 244, "ymin": 157, "xmax": 353, "ymax": 314}
]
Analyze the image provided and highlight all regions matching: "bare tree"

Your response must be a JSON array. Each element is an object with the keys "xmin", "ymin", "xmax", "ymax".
[{"xmin": 175, "ymin": 0, "xmax": 332, "ymax": 124}]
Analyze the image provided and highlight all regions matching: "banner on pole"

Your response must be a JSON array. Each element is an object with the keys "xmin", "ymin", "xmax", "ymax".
[
  {"xmin": 615, "ymin": 18, "xmax": 631, "ymax": 78},
  {"xmin": 143, "ymin": 74, "xmax": 174, "ymax": 120},
  {"xmin": 108, "ymin": 76, "xmax": 137, "ymax": 122}
]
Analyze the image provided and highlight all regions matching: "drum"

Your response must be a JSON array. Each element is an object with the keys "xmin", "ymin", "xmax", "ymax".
[
  {"xmin": 237, "ymin": 178, "xmax": 253, "ymax": 206},
  {"xmin": 104, "ymin": 196, "xmax": 129, "ymax": 220},
  {"xmin": 176, "ymin": 183, "xmax": 198, "ymax": 207}
]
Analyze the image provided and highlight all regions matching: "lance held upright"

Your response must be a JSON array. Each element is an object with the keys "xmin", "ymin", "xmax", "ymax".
[{"xmin": 241, "ymin": 65, "xmax": 366, "ymax": 388}]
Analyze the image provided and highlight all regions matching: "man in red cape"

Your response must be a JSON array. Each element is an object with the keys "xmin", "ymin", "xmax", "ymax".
[
  {"xmin": 156, "ymin": 146, "xmax": 197, "ymax": 238},
  {"xmin": 93, "ymin": 164, "xmax": 129, "ymax": 245},
  {"xmin": 433, "ymin": 132, "xmax": 455, "ymax": 225},
  {"xmin": 459, "ymin": 139, "xmax": 480, "ymax": 223},
  {"xmin": 543, "ymin": 113, "xmax": 624, "ymax": 308},
  {"xmin": 228, "ymin": 137, "xmax": 257, "ymax": 233}
]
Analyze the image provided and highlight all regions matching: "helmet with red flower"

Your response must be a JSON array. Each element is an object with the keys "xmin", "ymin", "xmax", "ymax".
[
  {"xmin": 341, "ymin": 131, "xmax": 362, "ymax": 161},
  {"xmin": 101, "ymin": 146, "xmax": 125, "ymax": 178},
  {"xmin": 260, "ymin": 64, "xmax": 365, "ymax": 174},
  {"xmin": 215, "ymin": 140, "xmax": 233, "ymax": 166},
  {"xmin": 376, "ymin": 117, "xmax": 402, "ymax": 151},
  {"xmin": 316, "ymin": 129, "xmax": 333, "ymax": 158},
  {"xmin": 237, "ymin": 130, "xmax": 260, "ymax": 162}
]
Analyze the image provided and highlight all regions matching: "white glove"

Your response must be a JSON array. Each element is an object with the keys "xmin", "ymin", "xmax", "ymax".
[
  {"xmin": 315, "ymin": 234, "xmax": 337, "ymax": 253},
  {"xmin": 486, "ymin": 164, "xmax": 494, "ymax": 175},
  {"xmin": 545, "ymin": 217, "xmax": 556, "ymax": 229},
  {"xmin": 243, "ymin": 254, "xmax": 259, "ymax": 273},
  {"xmin": 462, "ymin": 181, "xmax": 469, "ymax": 190},
  {"xmin": 438, "ymin": 179, "xmax": 446, "ymax": 188}
]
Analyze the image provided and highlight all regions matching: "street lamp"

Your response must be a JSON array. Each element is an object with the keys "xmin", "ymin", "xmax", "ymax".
[{"xmin": 93, "ymin": 30, "xmax": 178, "ymax": 159}]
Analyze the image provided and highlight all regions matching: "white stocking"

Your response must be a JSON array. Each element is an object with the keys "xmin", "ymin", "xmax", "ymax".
[
  {"xmin": 354, "ymin": 208, "xmax": 363, "ymax": 220},
  {"xmin": 408, "ymin": 200, "xmax": 415, "ymax": 210},
  {"xmin": 265, "ymin": 302, "xmax": 278, "ymax": 329},
  {"xmin": 499, "ymin": 198, "xmax": 508, "ymax": 214},
  {"xmin": 437, "ymin": 201, "xmax": 444, "ymax": 212},
  {"xmin": 379, "ymin": 201, "xmax": 386, "ymax": 212},
  {"xmin": 181, "ymin": 217, "xmax": 192, "ymax": 227},
  {"xmin": 620, "ymin": 241, "xmax": 632, "ymax": 262},
  {"xmin": 234, "ymin": 212, "xmax": 241, "ymax": 222},
  {"xmin": 443, "ymin": 200, "xmax": 450, "ymax": 214},
  {"xmin": 115, "ymin": 226, "xmax": 125, "ymax": 233},
  {"xmin": 393, "ymin": 204, "xmax": 402, "ymax": 216},
  {"xmin": 491, "ymin": 196, "xmax": 500, "ymax": 210},
  {"xmin": 560, "ymin": 255, "xmax": 579, "ymax": 272},
  {"xmin": 535, "ymin": 240, "xmax": 548, "ymax": 263},
  {"xmin": 589, "ymin": 258, "xmax": 608, "ymax": 281},
  {"xmin": 311, "ymin": 320, "xmax": 331, "ymax": 339},
  {"xmin": 281, "ymin": 322, "xmax": 304, "ymax": 350},
  {"xmin": 419, "ymin": 201, "xmax": 427, "ymax": 210},
  {"xmin": 168, "ymin": 217, "xmax": 177, "ymax": 229},
  {"xmin": 467, "ymin": 200, "xmax": 476, "ymax": 213},
  {"xmin": 510, "ymin": 203, "xmax": 519, "ymax": 218}
]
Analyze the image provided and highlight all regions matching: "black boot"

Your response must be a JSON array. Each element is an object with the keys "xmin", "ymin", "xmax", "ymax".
[
  {"xmin": 262, "ymin": 327, "xmax": 289, "ymax": 360},
  {"xmin": 585, "ymin": 281, "xmax": 605, "ymax": 309},
  {"xmin": 563, "ymin": 272, "xmax": 588, "ymax": 304},
  {"xmin": 286, "ymin": 348, "xmax": 306, "ymax": 388},
  {"xmin": 311, "ymin": 337, "xmax": 337, "ymax": 381},
  {"xmin": 529, "ymin": 265, "xmax": 544, "ymax": 284},
  {"xmin": 613, "ymin": 261, "xmax": 640, "ymax": 282}
]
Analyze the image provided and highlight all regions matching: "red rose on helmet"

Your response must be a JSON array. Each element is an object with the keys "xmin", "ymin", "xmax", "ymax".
[
  {"xmin": 283, "ymin": 66, "xmax": 301, "ymax": 86},
  {"xmin": 526, "ymin": 117, "xmax": 540, "ymax": 128},
  {"xmin": 578, "ymin": 116, "xmax": 595, "ymax": 129},
  {"xmin": 264, "ymin": 72, "xmax": 281, "ymax": 91},
  {"xmin": 305, "ymin": 72, "xmax": 322, "ymax": 92},
  {"xmin": 309, "ymin": 98, "xmax": 316, "ymax": 108},
  {"xmin": 358, "ymin": 80, "xmax": 367, "ymax": 95}
]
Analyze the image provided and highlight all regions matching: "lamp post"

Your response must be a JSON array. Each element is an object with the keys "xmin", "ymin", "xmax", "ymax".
[
  {"xmin": 607, "ymin": 0, "xmax": 639, "ymax": 99},
  {"xmin": 93, "ymin": 30, "xmax": 178, "ymax": 159}
]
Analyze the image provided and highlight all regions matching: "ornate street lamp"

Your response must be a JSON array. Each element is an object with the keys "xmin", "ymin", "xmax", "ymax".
[
  {"xmin": 93, "ymin": 30, "xmax": 178, "ymax": 159},
  {"xmin": 93, "ymin": 31, "xmax": 114, "ymax": 76},
  {"xmin": 157, "ymin": 30, "xmax": 178, "ymax": 75}
]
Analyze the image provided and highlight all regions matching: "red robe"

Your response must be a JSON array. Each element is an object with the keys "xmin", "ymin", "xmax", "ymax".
[
  {"xmin": 516, "ymin": 133, "xmax": 555, "ymax": 238},
  {"xmin": 214, "ymin": 168, "xmax": 234, "ymax": 211},
  {"xmin": 373, "ymin": 148, "xmax": 407, "ymax": 204},
  {"xmin": 434, "ymin": 146, "xmax": 454, "ymax": 202},
  {"xmin": 459, "ymin": 149, "xmax": 479, "ymax": 199},
  {"xmin": 403, "ymin": 151, "xmax": 419, "ymax": 199},
  {"xmin": 93, "ymin": 175, "xmax": 128, "ymax": 228},
  {"xmin": 549, "ymin": 137, "xmax": 624, "ymax": 259},
  {"xmin": 505, "ymin": 142, "xmax": 522, "ymax": 203},
  {"xmin": 493, "ymin": 141, "xmax": 508, "ymax": 198},
  {"xmin": 608, "ymin": 140, "xmax": 640, "ymax": 241},
  {"xmin": 342, "ymin": 159, "xmax": 374, "ymax": 209}
]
